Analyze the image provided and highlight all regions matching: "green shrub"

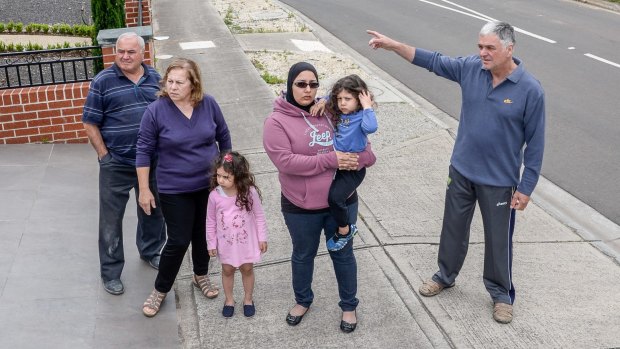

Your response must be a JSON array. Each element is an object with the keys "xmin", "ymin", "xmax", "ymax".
[
  {"xmin": 251, "ymin": 58, "xmax": 265, "ymax": 71},
  {"xmin": 71, "ymin": 24, "xmax": 95, "ymax": 37},
  {"xmin": 25, "ymin": 42, "xmax": 44, "ymax": 51},
  {"xmin": 14, "ymin": 22, "xmax": 24, "ymax": 33},
  {"xmin": 60, "ymin": 24, "xmax": 72, "ymax": 34},
  {"xmin": 91, "ymin": 0, "xmax": 125, "ymax": 73},
  {"xmin": 41, "ymin": 24, "xmax": 50, "ymax": 34},
  {"xmin": 25, "ymin": 23, "xmax": 35, "ymax": 33},
  {"xmin": 224, "ymin": 6, "xmax": 234, "ymax": 26},
  {"xmin": 7, "ymin": 21, "xmax": 15, "ymax": 32},
  {"xmin": 0, "ymin": 40, "xmax": 87, "ymax": 52},
  {"xmin": 261, "ymin": 72, "xmax": 285, "ymax": 84},
  {"xmin": 0, "ymin": 23, "xmax": 5, "ymax": 32}
]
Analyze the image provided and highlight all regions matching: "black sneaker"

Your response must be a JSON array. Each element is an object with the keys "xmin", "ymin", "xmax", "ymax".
[{"xmin": 103, "ymin": 279, "xmax": 124, "ymax": 295}]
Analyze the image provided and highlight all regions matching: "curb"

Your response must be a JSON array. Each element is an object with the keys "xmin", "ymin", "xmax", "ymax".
[{"xmin": 575, "ymin": 0, "xmax": 620, "ymax": 12}]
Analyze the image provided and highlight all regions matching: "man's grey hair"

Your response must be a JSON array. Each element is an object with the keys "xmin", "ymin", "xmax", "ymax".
[
  {"xmin": 116, "ymin": 32, "xmax": 145, "ymax": 51},
  {"xmin": 480, "ymin": 21, "xmax": 515, "ymax": 48}
]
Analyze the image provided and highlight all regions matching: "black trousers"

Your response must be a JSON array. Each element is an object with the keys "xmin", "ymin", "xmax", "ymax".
[
  {"xmin": 155, "ymin": 188, "xmax": 211, "ymax": 293},
  {"xmin": 328, "ymin": 168, "xmax": 366, "ymax": 229},
  {"xmin": 432, "ymin": 165, "xmax": 516, "ymax": 305},
  {"xmin": 98, "ymin": 155, "xmax": 166, "ymax": 282}
]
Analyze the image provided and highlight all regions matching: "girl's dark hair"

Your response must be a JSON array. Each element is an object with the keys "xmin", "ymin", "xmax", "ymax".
[
  {"xmin": 209, "ymin": 151, "xmax": 262, "ymax": 211},
  {"xmin": 327, "ymin": 74, "xmax": 376, "ymax": 125}
]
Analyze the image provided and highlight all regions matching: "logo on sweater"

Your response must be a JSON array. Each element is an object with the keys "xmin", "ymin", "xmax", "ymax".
[
  {"xmin": 503, "ymin": 99, "xmax": 513, "ymax": 104},
  {"xmin": 496, "ymin": 201, "xmax": 508, "ymax": 206},
  {"xmin": 308, "ymin": 129, "xmax": 332, "ymax": 147}
]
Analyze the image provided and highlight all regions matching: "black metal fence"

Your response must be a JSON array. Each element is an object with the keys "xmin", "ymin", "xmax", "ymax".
[{"xmin": 0, "ymin": 46, "xmax": 102, "ymax": 90}]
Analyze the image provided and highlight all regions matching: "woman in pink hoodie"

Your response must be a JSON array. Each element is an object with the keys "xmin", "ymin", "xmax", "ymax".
[{"xmin": 263, "ymin": 62, "xmax": 376, "ymax": 333}]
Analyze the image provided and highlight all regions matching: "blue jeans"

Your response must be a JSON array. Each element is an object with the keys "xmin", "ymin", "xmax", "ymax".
[
  {"xmin": 98, "ymin": 154, "xmax": 166, "ymax": 282},
  {"xmin": 282, "ymin": 201, "xmax": 359, "ymax": 311}
]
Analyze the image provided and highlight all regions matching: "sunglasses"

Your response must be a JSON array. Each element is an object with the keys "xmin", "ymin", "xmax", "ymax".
[{"xmin": 293, "ymin": 81, "xmax": 320, "ymax": 89}]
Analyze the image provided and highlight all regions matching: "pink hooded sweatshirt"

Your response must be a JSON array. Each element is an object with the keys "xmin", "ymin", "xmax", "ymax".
[{"xmin": 263, "ymin": 95, "xmax": 376, "ymax": 210}]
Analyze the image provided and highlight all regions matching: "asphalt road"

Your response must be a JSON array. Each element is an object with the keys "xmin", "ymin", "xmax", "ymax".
[
  {"xmin": 281, "ymin": 0, "xmax": 620, "ymax": 225},
  {"xmin": 0, "ymin": 0, "xmax": 91, "ymax": 25}
]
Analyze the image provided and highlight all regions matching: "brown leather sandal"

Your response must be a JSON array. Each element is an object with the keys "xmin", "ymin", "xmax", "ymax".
[
  {"xmin": 142, "ymin": 289, "xmax": 166, "ymax": 317},
  {"xmin": 193, "ymin": 274, "xmax": 219, "ymax": 299}
]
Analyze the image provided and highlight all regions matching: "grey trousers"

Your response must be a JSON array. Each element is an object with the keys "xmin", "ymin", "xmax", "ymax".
[
  {"xmin": 98, "ymin": 154, "xmax": 166, "ymax": 282},
  {"xmin": 432, "ymin": 165, "xmax": 516, "ymax": 305}
]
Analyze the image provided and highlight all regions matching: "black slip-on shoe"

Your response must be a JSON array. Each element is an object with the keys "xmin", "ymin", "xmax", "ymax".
[
  {"xmin": 285, "ymin": 305, "xmax": 309, "ymax": 326},
  {"xmin": 340, "ymin": 310, "xmax": 357, "ymax": 333}
]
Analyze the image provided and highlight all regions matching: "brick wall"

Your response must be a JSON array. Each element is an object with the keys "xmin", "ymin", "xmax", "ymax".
[
  {"xmin": 125, "ymin": 0, "xmax": 151, "ymax": 26},
  {"xmin": 0, "ymin": 0, "xmax": 154, "ymax": 145},
  {"xmin": 0, "ymin": 83, "xmax": 90, "ymax": 144}
]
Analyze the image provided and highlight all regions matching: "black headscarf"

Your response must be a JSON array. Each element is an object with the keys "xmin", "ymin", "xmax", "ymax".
[{"xmin": 285, "ymin": 62, "xmax": 318, "ymax": 112}]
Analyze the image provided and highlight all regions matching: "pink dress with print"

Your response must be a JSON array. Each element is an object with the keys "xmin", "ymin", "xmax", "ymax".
[{"xmin": 206, "ymin": 186, "xmax": 268, "ymax": 268}]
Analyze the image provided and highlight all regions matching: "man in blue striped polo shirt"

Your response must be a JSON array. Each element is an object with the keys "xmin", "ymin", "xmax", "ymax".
[
  {"xmin": 83, "ymin": 32, "xmax": 166, "ymax": 295},
  {"xmin": 368, "ymin": 21, "xmax": 545, "ymax": 324}
]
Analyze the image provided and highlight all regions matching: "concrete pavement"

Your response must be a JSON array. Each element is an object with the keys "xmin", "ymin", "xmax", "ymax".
[
  {"xmin": 150, "ymin": 0, "xmax": 620, "ymax": 348},
  {"xmin": 1, "ymin": 0, "xmax": 619, "ymax": 348},
  {"xmin": 0, "ymin": 145, "xmax": 178, "ymax": 348}
]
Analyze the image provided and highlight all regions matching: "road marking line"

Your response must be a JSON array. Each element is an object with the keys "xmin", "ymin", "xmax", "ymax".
[
  {"xmin": 419, "ymin": 0, "xmax": 557, "ymax": 44},
  {"xmin": 440, "ymin": 0, "xmax": 494, "ymax": 21},
  {"xmin": 584, "ymin": 53, "xmax": 620, "ymax": 68},
  {"xmin": 419, "ymin": 0, "xmax": 489, "ymax": 21}
]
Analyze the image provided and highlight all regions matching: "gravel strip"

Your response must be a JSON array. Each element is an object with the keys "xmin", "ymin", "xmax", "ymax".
[{"xmin": 210, "ymin": 0, "xmax": 368, "ymax": 96}]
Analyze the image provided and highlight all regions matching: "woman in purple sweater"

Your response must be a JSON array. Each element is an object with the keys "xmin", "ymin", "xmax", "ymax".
[
  {"xmin": 136, "ymin": 58, "xmax": 231, "ymax": 317},
  {"xmin": 263, "ymin": 62, "xmax": 376, "ymax": 333}
]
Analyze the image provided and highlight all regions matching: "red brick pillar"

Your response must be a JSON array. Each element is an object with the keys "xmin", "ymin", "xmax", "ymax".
[{"xmin": 125, "ymin": 0, "xmax": 152, "ymax": 27}]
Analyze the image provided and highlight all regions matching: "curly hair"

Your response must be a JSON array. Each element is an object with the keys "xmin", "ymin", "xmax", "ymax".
[
  {"xmin": 209, "ymin": 151, "xmax": 262, "ymax": 211},
  {"xmin": 327, "ymin": 74, "xmax": 376, "ymax": 127}
]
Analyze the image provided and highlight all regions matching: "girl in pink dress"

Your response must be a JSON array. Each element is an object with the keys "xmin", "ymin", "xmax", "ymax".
[{"xmin": 207, "ymin": 151, "xmax": 268, "ymax": 318}]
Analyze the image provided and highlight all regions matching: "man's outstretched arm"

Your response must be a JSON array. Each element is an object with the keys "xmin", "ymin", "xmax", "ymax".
[{"xmin": 367, "ymin": 30, "xmax": 416, "ymax": 62}]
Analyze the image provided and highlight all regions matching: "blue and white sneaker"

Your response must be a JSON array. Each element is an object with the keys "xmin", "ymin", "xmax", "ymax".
[{"xmin": 326, "ymin": 224, "xmax": 358, "ymax": 251}]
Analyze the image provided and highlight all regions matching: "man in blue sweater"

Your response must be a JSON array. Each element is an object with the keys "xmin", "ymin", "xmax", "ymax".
[{"xmin": 368, "ymin": 21, "xmax": 545, "ymax": 324}]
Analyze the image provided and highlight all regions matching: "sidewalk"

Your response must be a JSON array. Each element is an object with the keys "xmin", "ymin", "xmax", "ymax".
[
  {"xmin": 1, "ymin": 0, "xmax": 619, "ymax": 348},
  {"xmin": 149, "ymin": 0, "xmax": 620, "ymax": 348},
  {"xmin": 0, "ymin": 145, "xmax": 178, "ymax": 348}
]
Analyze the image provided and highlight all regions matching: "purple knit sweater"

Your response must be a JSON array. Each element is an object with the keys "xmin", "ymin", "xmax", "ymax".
[{"xmin": 136, "ymin": 95, "xmax": 232, "ymax": 194}]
